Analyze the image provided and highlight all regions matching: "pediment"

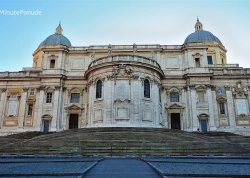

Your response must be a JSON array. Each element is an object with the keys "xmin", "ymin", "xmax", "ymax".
[
  {"xmin": 165, "ymin": 103, "xmax": 184, "ymax": 109},
  {"xmin": 65, "ymin": 104, "xmax": 83, "ymax": 111}
]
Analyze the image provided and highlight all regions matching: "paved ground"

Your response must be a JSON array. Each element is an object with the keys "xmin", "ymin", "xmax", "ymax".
[
  {"xmin": 84, "ymin": 158, "xmax": 161, "ymax": 178},
  {"xmin": 144, "ymin": 157, "xmax": 250, "ymax": 177},
  {"xmin": 1, "ymin": 156, "xmax": 250, "ymax": 177}
]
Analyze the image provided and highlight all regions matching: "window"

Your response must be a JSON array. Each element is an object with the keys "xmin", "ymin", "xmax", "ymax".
[
  {"xmin": 27, "ymin": 104, "xmax": 33, "ymax": 116},
  {"xmin": 197, "ymin": 91, "xmax": 205, "ymax": 102},
  {"xmin": 219, "ymin": 103, "xmax": 225, "ymax": 114},
  {"xmin": 46, "ymin": 92, "xmax": 52, "ymax": 103},
  {"xmin": 221, "ymin": 58, "xmax": 224, "ymax": 64},
  {"xmin": 50, "ymin": 59, "xmax": 55, "ymax": 68},
  {"xmin": 159, "ymin": 88, "xmax": 161, "ymax": 103},
  {"xmin": 144, "ymin": 79, "xmax": 150, "ymax": 98},
  {"xmin": 29, "ymin": 89, "xmax": 35, "ymax": 96},
  {"xmin": 170, "ymin": 92, "xmax": 179, "ymax": 102},
  {"xmin": 207, "ymin": 56, "xmax": 213, "ymax": 65},
  {"xmin": 195, "ymin": 58, "xmax": 200, "ymax": 67},
  {"xmin": 96, "ymin": 80, "xmax": 102, "ymax": 99},
  {"xmin": 70, "ymin": 93, "xmax": 80, "ymax": 103}
]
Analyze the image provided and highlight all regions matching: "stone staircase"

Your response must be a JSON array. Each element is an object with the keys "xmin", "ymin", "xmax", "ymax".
[{"xmin": 0, "ymin": 128, "xmax": 250, "ymax": 156}]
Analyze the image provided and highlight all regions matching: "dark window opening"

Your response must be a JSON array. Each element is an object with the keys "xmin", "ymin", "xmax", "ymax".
[
  {"xmin": 46, "ymin": 92, "xmax": 52, "ymax": 103},
  {"xmin": 96, "ymin": 80, "xmax": 102, "ymax": 99},
  {"xmin": 144, "ymin": 79, "xmax": 150, "ymax": 98},
  {"xmin": 207, "ymin": 56, "xmax": 213, "ymax": 65},
  {"xmin": 219, "ymin": 103, "xmax": 225, "ymax": 114},
  {"xmin": 195, "ymin": 58, "xmax": 200, "ymax": 67},
  {"xmin": 50, "ymin": 59, "xmax": 55, "ymax": 68},
  {"xmin": 27, "ymin": 104, "xmax": 33, "ymax": 116}
]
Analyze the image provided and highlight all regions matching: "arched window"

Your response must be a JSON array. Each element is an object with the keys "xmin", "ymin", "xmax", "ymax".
[
  {"xmin": 170, "ymin": 92, "xmax": 179, "ymax": 102},
  {"xmin": 219, "ymin": 103, "xmax": 225, "ymax": 114},
  {"xmin": 96, "ymin": 80, "xmax": 102, "ymax": 99},
  {"xmin": 144, "ymin": 79, "xmax": 150, "ymax": 98}
]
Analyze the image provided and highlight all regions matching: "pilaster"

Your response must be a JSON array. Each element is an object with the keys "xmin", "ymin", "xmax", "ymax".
[
  {"xmin": 207, "ymin": 87, "xmax": 216, "ymax": 130},
  {"xmin": 190, "ymin": 85, "xmax": 199, "ymax": 130},
  {"xmin": 225, "ymin": 86, "xmax": 235, "ymax": 129},
  {"xmin": 18, "ymin": 88, "xmax": 28, "ymax": 128},
  {"xmin": 0, "ymin": 89, "xmax": 7, "ymax": 128}
]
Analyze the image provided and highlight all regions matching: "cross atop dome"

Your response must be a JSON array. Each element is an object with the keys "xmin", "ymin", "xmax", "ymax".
[
  {"xmin": 55, "ymin": 23, "xmax": 63, "ymax": 34},
  {"xmin": 195, "ymin": 17, "xmax": 203, "ymax": 31}
]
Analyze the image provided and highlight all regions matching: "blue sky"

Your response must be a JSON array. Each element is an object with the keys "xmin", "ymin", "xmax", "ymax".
[{"xmin": 0, "ymin": 0, "xmax": 249, "ymax": 71}]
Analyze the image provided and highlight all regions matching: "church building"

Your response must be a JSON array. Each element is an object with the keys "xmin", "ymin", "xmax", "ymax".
[{"xmin": 1, "ymin": 19, "xmax": 250, "ymax": 135}]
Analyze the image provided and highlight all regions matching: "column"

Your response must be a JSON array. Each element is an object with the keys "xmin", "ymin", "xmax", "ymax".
[
  {"xmin": 0, "ymin": 89, "xmax": 7, "ymax": 128},
  {"xmin": 207, "ymin": 86, "xmax": 216, "ymax": 130},
  {"xmin": 190, "ymin": 86, "xmax": 199, "ymax": 131},
  {"xmin": 56, "ymin": 85, "xmax": 63, "ymax": 130},
  {"xmin": 51, "ymin": 86, "xmax": 60, "ymax": 131},
  {"xmin": 225, "ymin": 86, "xmax": 235, "ymax": 130},
  {"xmin": 181, "ymin": 87, "xmax": 187, "ymax": 130},
  {"xmin": 35, "ymin": 86, "xmax": 45, "ymax": 130},
  {"xmin": 18, "ymin": 88, "xmax": 28, "ymax": 128}
]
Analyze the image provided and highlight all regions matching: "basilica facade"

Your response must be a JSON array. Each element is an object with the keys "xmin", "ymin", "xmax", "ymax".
[{"xmin": 1, "ymin": 19, "xmax": 250, "ymax": 136}]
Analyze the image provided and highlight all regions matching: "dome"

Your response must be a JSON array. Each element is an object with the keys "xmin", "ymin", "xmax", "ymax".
[
  {"xmin": 38, "ymin": 24, "xmax": 71, "ymax": 48},
  {"xmin": 184, "ymin": 19, "xmax": 223, "ymax": 45}
]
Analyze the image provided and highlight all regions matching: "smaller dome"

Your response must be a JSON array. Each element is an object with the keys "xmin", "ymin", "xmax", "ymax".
[
  {"xmin": 184, "ymin": 19, "xmax": 223, "ymax": 45},
  {"xmin": 38, "ymin": 24, "xmax": 71, "ymax": 48}
]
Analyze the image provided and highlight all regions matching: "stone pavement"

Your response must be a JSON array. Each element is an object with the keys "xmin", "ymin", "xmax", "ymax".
[
  {"xmin": 84, "ymin": 157, "xmax": 161, "ymax": 178},
  {"xmin": 1, "ymin": 156, "xmax": 250, "ymax": 177}
]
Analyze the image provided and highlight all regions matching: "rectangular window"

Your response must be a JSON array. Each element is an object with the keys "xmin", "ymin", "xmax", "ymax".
[
  {"xmin": 195, "ymin": 58, "xmax": 200, "ymax": 67},
  {"xmin": 170, "ymin": 92, "xmax": 179, "ymax": 102},
  {"xmin": 27, "ymin": 104, "xmax": 33, "ymax": 116},
  {"xmin": 197, "ymin": 91, "xmax": 205, "ymax": 102},
  {"xmin": 70, "ymin": 93, "xmax": 80, "ymax": 103},
  {"xmin": 46, "ymin": 92, "xmax": 52, "ymax": 103},
  {"xmin": 50, "ymin": 59, "xmax": 55, "ymax": 68},
  {"xmin": 219, "ymin": 103, "xmax": 225, "ymax": 114},
  {"xmin": 29, "ymin": 89, "xmax": 35, "ymax": 96},
  {"xmin": 207, "ymin": 56, "xmax": 213, "ymax": 65}
]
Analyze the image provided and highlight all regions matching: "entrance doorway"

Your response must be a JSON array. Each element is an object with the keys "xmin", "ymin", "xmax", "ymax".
[
  {"xmin": 69, "ymin": 114, "xmax": 79, "ymax": 129},
  {"xmin": 200, "ymin": 119, "xmax": 207, "ymax": 133},
  {"xmin": 171, "ymin": 113, "xmax": 181, "ymax": 130},
  {"xmin": 43, "ymin": 120, "xmax": 50, "ymax": 133}
]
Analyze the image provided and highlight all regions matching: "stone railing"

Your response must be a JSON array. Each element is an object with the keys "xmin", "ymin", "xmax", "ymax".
[
  {"xmin": 70, "ymin": 44, "xmax": 183, "ymax": 51},
  {"xmin": 88, "ymin": 55, "xmax": 161, "ymax": 69},
  {"xmin": 208, "ymin": 64, "xmax": 239, "ymax": 68},
  {"xmin": 0, "ymin": 69, "xmax": 42, "ymax": 78}
]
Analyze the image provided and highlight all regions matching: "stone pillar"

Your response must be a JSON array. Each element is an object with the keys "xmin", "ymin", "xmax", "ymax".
[
  {"xmin": 190, "ymin": 86, "xmax": 199, "ymax": 131},
  {"xmin": 0, "ymin": 88, "xmax": 7, "ymax": 128},
  {"xmin": 51, "ymin": 86, "xmax": 60, "ymax": 131},
  {"xmin": 62, "ymin": 88, "xmax": 68, "ymax": 129},
  {"xmin": 225, "ymin": 86, "xmax": 235, "ymax": 130},
  {"xmin": 18, "ymin": 88, "xmax": 28, "ymax": 128},
  {"xmin": 207, "ymin": 86, "xmax": 216, "ymax": 130},
  {"xmin": 56, "ymin": 85, "xmax": 63, "ymax": 130},
  {"xmin": 212, "ymin": 89, "xmax": 219, "ymax": 128},
  {"xmin": 181, "ymin": 87, "xmax": 187, "ymax": 130},
  {"xmin": 35, "ymin": 86, "xmax": 45, "ymax": 130}
]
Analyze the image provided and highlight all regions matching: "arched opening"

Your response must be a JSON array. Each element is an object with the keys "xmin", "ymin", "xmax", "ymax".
[
  {"xmin": 96, "ymin": 80, "xmax": 102, "ymax": 99},
  {"xmin": 144, "ymin": 79, "xmax": 150, "ymax": 98}
]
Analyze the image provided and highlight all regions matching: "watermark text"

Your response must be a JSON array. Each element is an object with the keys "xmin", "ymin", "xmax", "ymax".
[{"xmin": 0, "ymin": 9, "xmax": 42, "ymax": 16}]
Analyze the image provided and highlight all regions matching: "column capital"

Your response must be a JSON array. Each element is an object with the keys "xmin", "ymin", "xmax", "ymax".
[
  {"xmin": 224, "ymin": 85, "xmax": 231, "ymax": 91},
  {"xmin": 1, "ymin": 88, "xmax": 7, "ymax": 92},
  {"xmin": 23, "ymin": 88, "xmax": 29, "ymax": 92}
]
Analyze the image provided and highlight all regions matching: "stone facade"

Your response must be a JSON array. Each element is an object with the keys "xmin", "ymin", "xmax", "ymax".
[{"xmin": 1, "ymin": 20, "xmax": 250, "ymax": 135}]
